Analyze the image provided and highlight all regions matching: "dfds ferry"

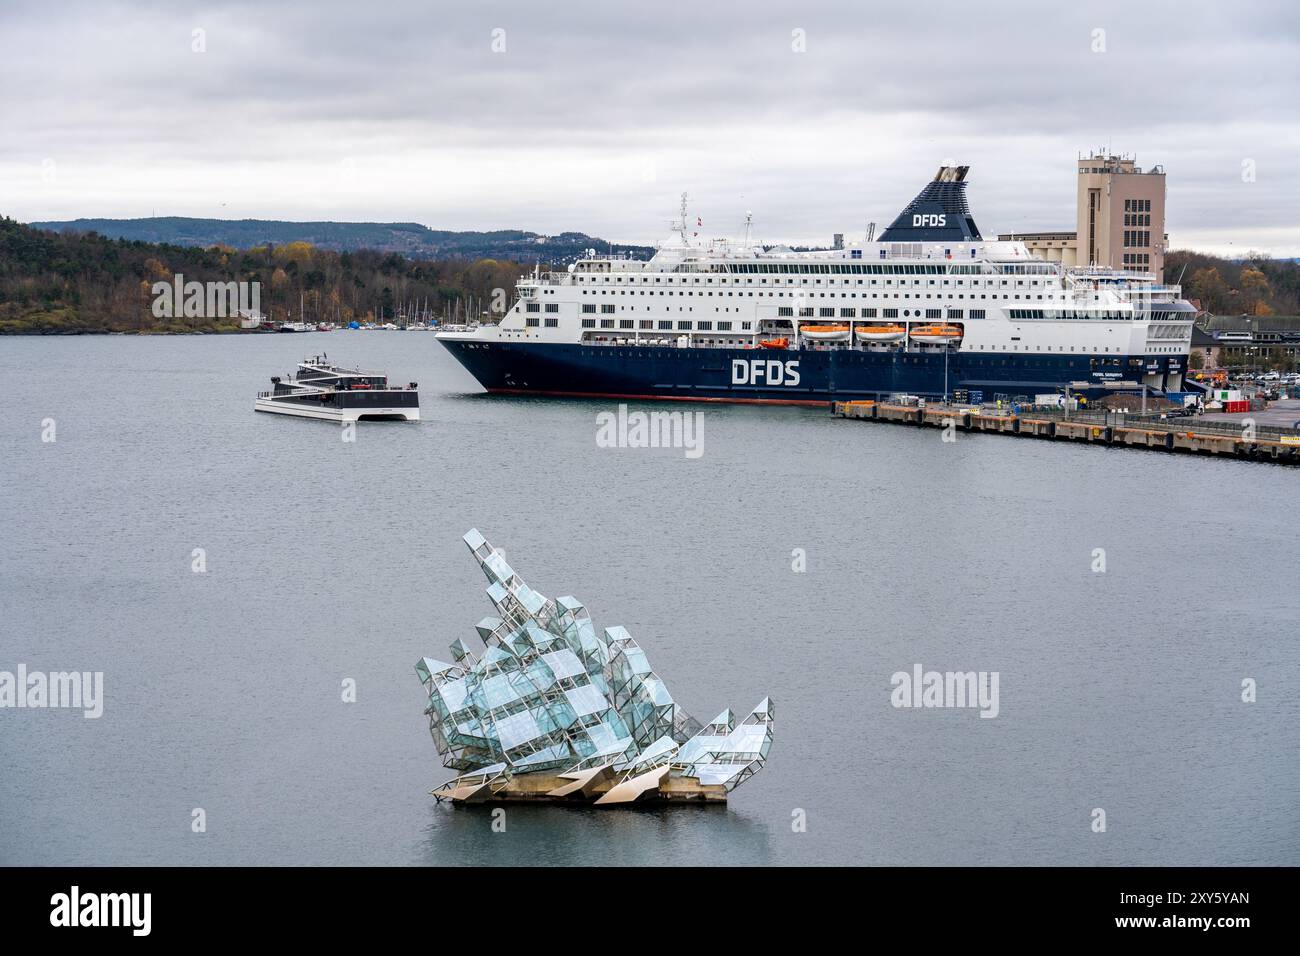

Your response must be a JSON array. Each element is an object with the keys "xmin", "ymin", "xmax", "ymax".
[{"xmin": 438, "ymin": 167, "xmax": 1195, "ymax": 405}]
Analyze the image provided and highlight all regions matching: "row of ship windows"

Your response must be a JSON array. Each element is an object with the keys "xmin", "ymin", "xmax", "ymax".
[
  {"xmin": 571, "ymin": 276, "xmax": 1051, "ymax": 288},
  {"xmin": 577, "ymin": 287, "xmax": 1049, "ymax": 297},
  {"xmin": 528, "ymin": 306, "xmax": 989, "ymax": 323},
  {"xmin": 555, "ymin": 319, "xmax": 754, "ymax": 331},
  {"xmin": 541, "ymin": 306, "xmax": 761, "ymax": 315},
  {"xmin": 551, "ymin": 335, "xmax": 1182, "ymax": 356},
  {"xmin": 528, "ymin": 292, "xmax": 1066, "ymax": 311},
  {"xmin": 971, "ymin": 344, "xmax": 1181, "ymax": 354},
  {"xmin": 1008, "ymin": 309, "xmax": 1129, "ymax": 320},
  {"xmin": 1008, "ymin": 308, "xmax": 1187, "ymax": 321},
  {"xmin": 574, "ymin": 262, "xmax": 1059, "ymax": 276},
  {"xmin": 773, "ymin": 307, "xmax": 986, "ymax": 319},
  {"xmin": 573, "ymin": 350, "xmax": 1181, "ymax": 365}
]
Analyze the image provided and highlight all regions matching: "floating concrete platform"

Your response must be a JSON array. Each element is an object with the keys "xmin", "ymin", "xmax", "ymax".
[{"xmin": 431, "ymin": 768, "xmax": 729, "ymax": 805}]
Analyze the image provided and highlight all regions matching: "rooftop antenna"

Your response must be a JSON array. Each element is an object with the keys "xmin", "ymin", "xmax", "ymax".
[
  {"xmin": 866, "ymin": 222, "xmax": 876, "ymax": 243},
  {"xmin": 743, "ymin": 211, "xmax": 753, "ymax": 248},
  {"xmin": 678, "ymin": 192, "xmax": 689, "ymax": 240}
]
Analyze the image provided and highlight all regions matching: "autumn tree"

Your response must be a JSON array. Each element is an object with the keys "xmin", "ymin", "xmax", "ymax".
[
  {"xmin": 1189, "ymin": 266, "xmax": 1227, "ymax": 313},
  {"xmin": 1239, "ymin": 267, "xmax": 1271, "ymax": 314}
]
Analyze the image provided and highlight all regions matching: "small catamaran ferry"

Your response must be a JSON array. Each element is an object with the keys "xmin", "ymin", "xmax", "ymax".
[
  {"xmin": 437, "ymin": 166, "xmax": 1196, "ymax": 405},
  {"xmin": 255, "ymin": 356, "xmax": 420, "ymax": 421}
]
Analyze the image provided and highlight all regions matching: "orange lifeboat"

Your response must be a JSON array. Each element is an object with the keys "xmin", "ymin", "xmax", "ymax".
[
  {"xmin": 909, "ymin": 324, "xmax": 963, "ymax": 345},
  {"xmin": 759, "ymin": 337, "xmax": 790, "ymax": 349},
  {"xmin": 855, "ymin": 323, "xmax": 906, "ymax": 343},
  {"xmin": 800, "ymin": 324, "xmax": 850, "ymax": 342}
]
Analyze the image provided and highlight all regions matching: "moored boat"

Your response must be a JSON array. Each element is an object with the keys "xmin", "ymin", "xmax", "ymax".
[{"xmin": 435, "ymin": 166, "xmax": 1196, "ymax": 404}]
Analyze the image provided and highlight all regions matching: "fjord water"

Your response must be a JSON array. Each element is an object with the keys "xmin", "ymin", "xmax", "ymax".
[{"xmin": 2, "ymin": 333, "xmax": 1297, "ymax": 867}]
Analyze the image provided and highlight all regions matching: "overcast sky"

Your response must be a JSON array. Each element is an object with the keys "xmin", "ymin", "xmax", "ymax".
[{"xmin": 2, "ymin": 0, "xmax": 1298, "ymax": 255}]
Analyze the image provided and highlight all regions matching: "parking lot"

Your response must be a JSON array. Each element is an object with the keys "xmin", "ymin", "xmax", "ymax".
[{"xmin": 1199, "ymin": 397, "xmax": 1300, "ymax": 428}]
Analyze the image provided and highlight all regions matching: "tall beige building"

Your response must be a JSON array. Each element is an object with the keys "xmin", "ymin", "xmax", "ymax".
[
  {"xmin": 999, "ymin": 152, "xmax": 1168, "ymax": 280},
  {"xmin": 1077, "ymin": 153, "xmax": 1165, "ymax": 278}
]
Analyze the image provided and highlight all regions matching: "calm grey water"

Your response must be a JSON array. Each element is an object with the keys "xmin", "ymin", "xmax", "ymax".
[{"xmin": 2, "ymin": 333, "xmax": 1297, "ymax": 866}]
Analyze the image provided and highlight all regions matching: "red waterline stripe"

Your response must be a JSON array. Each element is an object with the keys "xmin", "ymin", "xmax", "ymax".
[{"xmin": 485, "ymin": 388, "xmax": 830, "ymax": 407}]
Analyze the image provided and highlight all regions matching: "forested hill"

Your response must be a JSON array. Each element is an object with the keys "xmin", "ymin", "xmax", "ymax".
[
  {"xmin": 1165, "ymin": 250, "xmax": 1300, "ymax": 316},
  {"xmin": 0, "ymin": 215, "xmax": 530, "ymax": 334},
  {"xmin": 27, "ymin": 217, "xmax": 652, "ymax": 263}
]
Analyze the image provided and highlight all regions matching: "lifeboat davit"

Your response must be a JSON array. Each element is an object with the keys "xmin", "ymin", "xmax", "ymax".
[
  {"xmin": 909, "ymin": 324, "xmax": 963, "ymax": 345},
  {"xmin": 759, "ymin": 337, "xmax": 790, "ymax": 349},
  {"xmin": 800, "ymin": 324, "xmax": 850, "ymax": 342},
  {"xmin": 855, "ymin": 324, "xmax": 906, "ymax": 343}
]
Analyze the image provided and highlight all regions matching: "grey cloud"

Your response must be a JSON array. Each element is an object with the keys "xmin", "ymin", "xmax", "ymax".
[{"xmin": 1, "ymin": 0, "xmax": 1297, "ymax": 253}]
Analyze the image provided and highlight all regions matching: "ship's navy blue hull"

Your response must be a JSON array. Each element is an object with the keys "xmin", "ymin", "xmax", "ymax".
[{"xmin": 441, "ymin": 340, "xmax": 1183, "ymax": 405}]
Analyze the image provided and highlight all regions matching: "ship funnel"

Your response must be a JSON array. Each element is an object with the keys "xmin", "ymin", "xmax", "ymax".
[{"xmin": 877, "ymin": 165, "xmax": 982, "ymax": 243}]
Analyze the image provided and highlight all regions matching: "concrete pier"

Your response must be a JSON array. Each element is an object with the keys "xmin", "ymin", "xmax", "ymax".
[{"xmin": 833, "ymin": 401, "xmax": 1300, "ymax": 464}]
